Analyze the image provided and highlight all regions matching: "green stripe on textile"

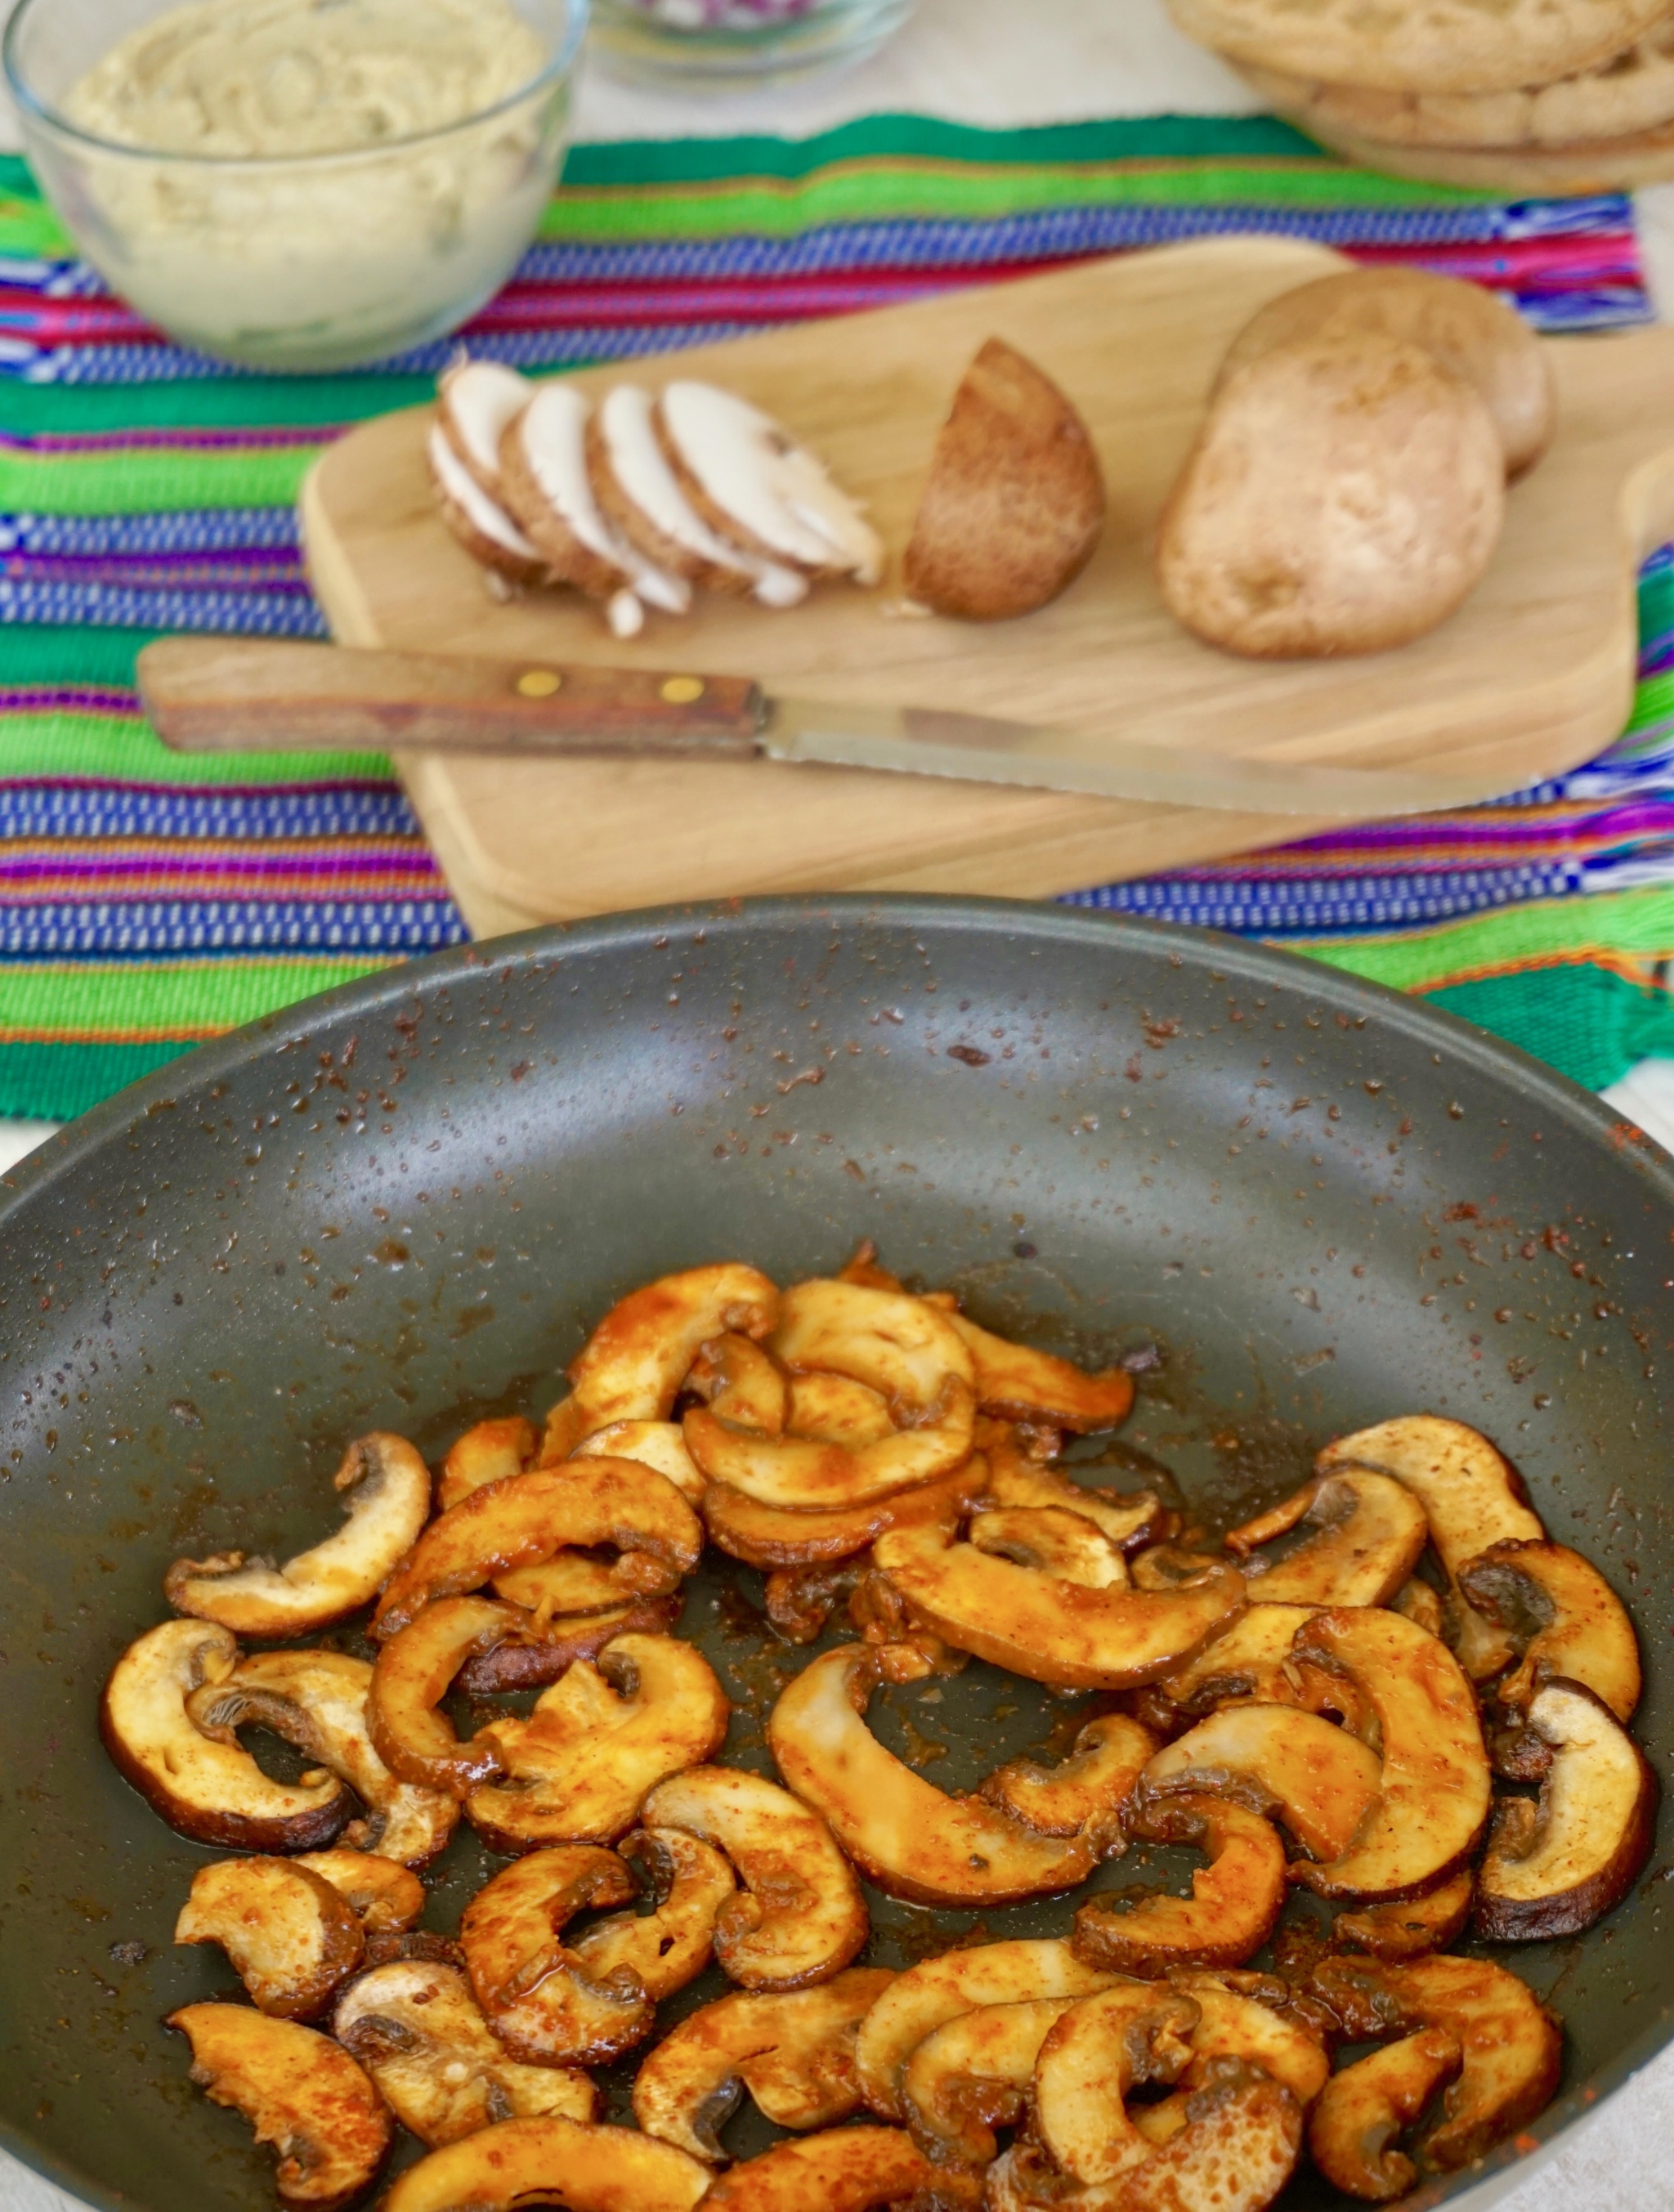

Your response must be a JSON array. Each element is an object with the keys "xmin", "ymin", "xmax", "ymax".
[
  {"xmin": 1423, "ymin": 968, "xmax": 1674, "ymax": 1095},
  {"xmin": 0, "ymin": 437, "xmax": 327, "ymax": 516},
  {"xmin": 0, "ymin": 380, "xmax": 432, "ymax": 435},
  {"xmin": 1288, "ymin": 885, "xmax": 1674, "ymax": 996},
  {"xmin": 0, "ymin": 1039, "xmax": 198, "ymax": 1122},
  {"xmin": 0, "ymin": 704, "xmax": 392, "ymax": 784},
  {"xmin": 0, "ymin": 956, "xmax": 392, "ymax": 1042}
]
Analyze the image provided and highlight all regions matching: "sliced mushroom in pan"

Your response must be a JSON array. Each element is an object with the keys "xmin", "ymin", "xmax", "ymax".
[
  {"xmin": 566, "ymin": 1825, "xmax": 736, "ymax": 2000},
  {"xmin": 700, "ymin": 1461, "xmax": 983, "ymax": 1573},
  {"xmin": 1332, "ymin": 1865, "xmax": 1475, "ymax": 1960},
  {"xmin": 1157, "ymin": 1602, "xmax": 1323, "ymax": 1716},
  {"xmin": 293, "ymin": 1851, "xmax": 424, "ymax": 1934},
  {"xmin": 1030, "ymin": 1981, "xmax": 1200, "ymax": 2184},
  {"xmin": 571, "ymin": 1418, "xmax": 707, "ymax": 1504},
  {"xmin": 459, "ymin": 1847, "xmax": 654, "ymax": 2066},
  {"xmin": 980, "ymin": 1712, "xmax": 1154, "ymax": 1837},
  {"xmin": 700, "ymin": 2125, "xmax": 978, "ymax": 2212},
  {"xmin": 968, "ymin": 1503, "xmax": 1131, "ymax": 1588},
  {"xmin": 1309, "ymin": 2026, "xmax": 1464, "ymax": 2202},
  {"xmin": 436, "ymin": 1415, "xmax": 537, "ymax": 1511},
  {"xmin": 1457, "ymin": 1538, "xmax": 1641, "ymax": 1721},
  {"xmin": 903, "ymin": 1995, "xmax": 1085, "ymax": 2167},
  {"xmin": 945, "ymin": 1309, "xmax": 1136, "ymax": 1431},
  {"xmin": 382, "ymin": 2116, "xmax": 710, "ymax": 2212},
  {"xmin": 1072, "ymin": 1794, "xmax": 1287, "ymax": 1976},
  {"xmin": 175, "ymin": 1857, "xmax": 364, "ymax": 2020},
  {"xmin": 1136, "ymin": 1702, "xmax": 1384, "ymax": 1863},
  {"xmin": 366, "ymin": 1594, "xmax": 523, "ymax": 1795},
  {"xmin": 1226, "ymin": 1471, "xmax": 1427, "ymax": 1609}
]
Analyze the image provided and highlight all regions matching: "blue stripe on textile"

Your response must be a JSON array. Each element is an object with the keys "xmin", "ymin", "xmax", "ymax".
[
  {"xmin": 1062, "ymin": 866, "xmax": 1579, "ymax": 934},
  {"xmin": 0, "ymin": 508, "xmax": 301, "ymax": 553},
  {"xmin": 0, "ymin": 781, "xmax": 425, "ymax": 840},
  {"xmin": 0, "ymin": 896, "xmax": 468, "ymax": 956},
  {"xmin": 0, "ymin": 577, "xmax": 328, "ymax": 634}
]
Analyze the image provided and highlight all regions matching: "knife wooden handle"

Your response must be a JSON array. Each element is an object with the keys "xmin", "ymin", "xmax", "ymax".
[{"xmin": 137, "ymin": 638, "xmax": 767, "ymax": 757}]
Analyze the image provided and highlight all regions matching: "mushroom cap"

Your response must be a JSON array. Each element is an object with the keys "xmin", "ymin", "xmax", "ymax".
[
  {"xmin": 699, "ymin": 2125, "xmax": 978, "ymax": 2212},
  {"xmin": 1227, "ymin": 1471, "xmax": 1429, "ymax": 1609},
  {"xmin": 1072, "ymin": 1795, "xmax": 1288, "ymax": 1976},
  {"xmin": 460, "ymin": 1845, "xmax": 655, "ymax": 2066},
  {"xmin": 175, "ymin": 1857, "xmax": 365, "ymax": 2020},
  {"xmin": 1458, "ymin": 1539, "xmax": 1641, "ymax": 1722},
  {"xmin": 1137, "ymin": 1701, "xmax": 1384, "ymax": 1861},
  {"xmin": 382, "ymin": 2116, "xmax": 710, "ymax": 2212}
]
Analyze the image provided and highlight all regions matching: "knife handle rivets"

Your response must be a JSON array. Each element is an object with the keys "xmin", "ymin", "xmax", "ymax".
[
  {"xmin": 515, "ymin": 669, "xmax": 562, "ymax": 698},
  {"xmin": 660, "ymin": 676, "xmax": 705, "ymax": 705}
]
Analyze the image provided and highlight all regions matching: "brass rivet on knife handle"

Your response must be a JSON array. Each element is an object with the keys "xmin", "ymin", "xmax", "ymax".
[
  {"xmin": 660, "ymin": 676, "xmax": 705, "ymax": 705},
  {"xmin": 515, "ymin": 668, "xmax": 562, "ymax": 698}
]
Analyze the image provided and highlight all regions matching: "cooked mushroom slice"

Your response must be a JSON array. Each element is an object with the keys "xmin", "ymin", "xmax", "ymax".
[
  {"xmin": 981, "ymin": 1713, "xmax": 1155, "ymax": 1837},
  {"xmin": 944, "ymin": 1310, "xmax": 1135, "ymax": 1431},
  {"xmin": 168, "ymin": 2003, "xmax": 390, "ymax": 2212},
  {"xmin": 785, "ymin": 1370, "xmax": 896, "ymax": 1449},
  {"xmin": 1333, "ymin": 1865, "xmax": 1475, "ymax": 1960},
  {"xmin": 1309, "ymin": 2027, "xmax": 1464, "ymax": 2201},
  {"xmin": 969, "ymin": 1503, "xmax": 1130, "ymax": 1588},
  {"xmin": 871, "ymin": 1516, "xmax": 1243, "ymax": 1690},
  {"xmin": 1289, "ymin": 1607, "xmax": 1491, "ymax": 1901},
  {"xmin": 571, "ymin": 1418, "xmax": 706, "ymax": 1504},
  {"xmin": 854, "ymin": 1936, "xmax": 1112, "ymax": 2122},
  {"xmin": 768, "ymin": 1646, "xmax": 1102, "ymax": 1905},
  {"xmin": 373, "ymin": 1458, "xmax": 702, "ymax": 1640},
  {"xmin": 166, "ymin": 1433, "xmax": 432, "ymax": 1639},
  {"xmin": 1137, "ymin": 1704, "xmax": 1383, "ymax": 1861},
  {"xmin": 101, "ymin": 1619, "xmax": 349, "ymax": 1851},
  {"xmin": 1473, "ymin": 1679, "xmax": 1658, "ymax": 1941},
  {"xmin": 702, "ymin": 1462, "xmax": 982, "ymax": 1571},
  {"xmin": 687, "ymin": 1331, "xmax": 789, "ymax": 1435},
  {"xmin": 541, "ymin": 1262, "xmax": 780, "ymax": 1461},
  {"xmin": 700, "ymin": 2126, "xmax": 978, "ymax": 2212},
  {"xmin": 1309, "ymin": 1954, "xmax": 1563, "ymax": 2172},
  {"xmin": 1391, "ymin": 1578, "xmax": 1445, "ymax": 1639},
  {"xmin": 334, "ymin": 1959, "xmax": 596, "ymax": 2147},
  {"xmin": 460, "ymin": 1847, "xmax": 655, "ymax": 2065},
  {"xmin": 437, "ymin": 1416, "xmax": 537, "ymax": 1511},
  {"xmin": 566, "ymin": 1827, "xmax": 736, "ymax": 1999},
  {"xmin": 457, "ymin": 1594, "xmax": 683, "ymax": 1695},
  {"xmin": 904, "ymin": 1995, "xmax": 1085, "ymax": 2166},
  {"xmin": 684, "ymin": 1386, "xmax": 976, "ymax": 1511},
  {"xmin": 382, "ymin": 2116, "xmax": 710, "ymax": 2212},
  {"xmin": 643, "ymin": 1764, "xmax": 867, "ymax": 1989},
  {"xmin": 772, "ymin": 1277, "xmax": 974, "ymax": 1406},
  {"xmin": 293, "ymin": 1851, "xmax": 424, "ymax": 1934},
  {"xmin": 632, "ymin": 1970, "xmax": 895, "ymax": 2161},
  {"xmin": 1226, "ymin": 1472, "xmax": 1428, "ymax": 1609},
  {"xmin": 1457, "ymin": 1539, "xmax": 1642, "ymax": 1722},
  {"xmin": 1032, "ymin": 1982, "xmax": 1201, "ymax": 2183},
  {"xmin": 188, "ymin": 1648, "xmax": 458, "ymax": 1867},
  {"xmin": 1072, "ymin": 1796, "xmax": 1287, "ymax": 1975},
  {"xmin": 367, "ymin": 1594, "xmax": 524, "ymax": 1793},
  {"xmin": 1318, "ymin": 1417, "xmax": 1543, "ymax": 1680},
  {"xmin": 1151, "ymin": 1975, "xmax": 1332, "ymax": 2124},
  {"xmin": 1157, "ymin": 1604, "xmax": 1322, "ymax": 1713},
  {"xmin": 467, "ymin": 1632, "xmax": 729, "ymax": 1852},
  {"xmin": 176, "ymin": 1858, "xmax": 364, "ymax": 2020},
  {"xmin": 982, "ymin": 1443, "xmax": 1169, "ymax": 1552}
]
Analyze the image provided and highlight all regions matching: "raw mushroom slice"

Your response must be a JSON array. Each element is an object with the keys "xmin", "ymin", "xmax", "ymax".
[
  {"xmin": 588, "ymin": 383, "xmax": 808, "ymax": 607},
  {"xmin": 334, "ymin": 1958, "xmax": 597, "ymax": 2146},
  {"xmin": 1308, "ymin": 1953, "xmax": 1563, "ymax": 2173},
  {"xmin": 768, "ymin": 1645, "xmax": 1105, "ymax": 1905},
  {"xmin": 786, "ymin": 1371, "xmax": 897, "ymax": 1449},
  {"xmin": 294, "ymin": 1852, "xmax": 424, "ymax": 1934},
  {"xmin": 101, "ymin": 1618, "xmax": 349, "ymax": 1852},
  {"xmin": 366, "ymin": 1594, "xmax": 525, "ymax": 1793},
  {"xmin": 982, "ymin": 1443, "xmax": 1169, "ymax": 1551},
  {"xmin": 1072, "ymin": 1795, "xmax": 1288, "ymax": 1975},
  {"xmin": 656, "ymin": 382, "xmax": 884, "ymax": 584},
  {"xmin": 1136, "ymin": 1703, "xmax": 1384, "ymax": 1861},
  {"xmin": 701, "ymin": 1462, "xmax": 985, "ymax": 1571},
  {"xmin": 980, "ymin": 1712, "xmax": 1155, "ymax": 1837},
  {"xmin": 372, "ymin": 1458, "xmax": 702, "ymax": 1640},
  {"xmin": 437, "ymin": 360, "xmax": 530, "ymax": 500},
  {"xmin": 381, "ymin": 2116, "xmax": 710, "ymax": 2212},
  {"xmin": 571, "ymin": 1419, "xmax": 707, "ymax": 1505},
  {"xmin": 1288, "ymin": 1607, "xmax": 1492, "ymax": 1901},
  {"xmin": 871, "ymin": 1514, "xmax": 1244, "ymax": 1688},
  {"xmin": 1032, "ymin": 1982, "xmax": 1202, "ymax": 2184},
  {"xmin": 466, "ymin": 1631, "xmax": 730, "ymax": 1852},
  {"xmin": 1157, "ymin": 1603, "xmax": 1323, "ymax": 1714},
  {"xmin": 903, "ymin": 1995, "xmax": 1085, "ymax": 2167},
  {"xmin": 187, "ymin": 1647, "xmax": 458, "ymax": 1867},
  {"xmin": 632, "ymin": 1969, "xmax": 895, "ymax": 2162},
  {"xmin": 168, "ymin": 2003, "xmax": 391, "ymax": 2212},
  {"xmin": 969, "ymin": 1503, "xmax": 1131, "ymax": 1588},
  {"xmin": 685, "ymin": 1331, "xmax": 790, "ymax": 1435},
  {"xmin": 166, "ymin": 1432, "xmax": 432, "ymax": 1638},
  {"xmin": 642, "ymin": 1764, "xmax": 868, "ymax": 1989},
  {"xmin": 1333, "ymin": 1865, "xmax": 1475, "ymax": 1960},
  {"xmin": 457, "ymin": 1594, "xmax": 684, "ymax": 1695},
  {"xmin": 1309, "ymin": 2026, "xmax": 1464, "ymax": 2202},
  {"xmin": 176, "ymin": 1857, "xmax": 364, "ymax": 2020},
  {"xmin": 1317, "ymin": 1417, "xmax": 1543, "ymax": 1680},
  {"xmin": 1457, "ymin": 1539, "xmax": 1642, "ymax": 1721},
  {"xmin": 700, "ymin": 2125, "xmax": 979, "ymax": 2212},
  {"xmin": 853, "ymin": 1937, "xmax": 1114, "ymax": 2121},
  {"xmin": 1225, "ymin": 1471, "xmax": 1428, "ymax": 1609},
  {"xmin": 427, "ymin": 421, "xmax": 545, "ymax": 586},
  {"xmin": 542, "ymin": 1263, "xmax": 780, "ymax": 1462},
  {"xmin": 947, "ymin": 1310, "xmax": 1135, "ymax": 1431},
  {"xmin": 437, "ymin": 1416, "xmax": 537, "ymax": 1511},
  {"xmin": 566, "ymin": 1826, "xmax": 737, "ymax": 1999},
  {"xmin": 460, "ymin": 1847, "xmax": 655, "ymax": 2066},
  {"xmin": 1472, "ymin": 1678, "xmax": 1658, "ymax": 1941}
]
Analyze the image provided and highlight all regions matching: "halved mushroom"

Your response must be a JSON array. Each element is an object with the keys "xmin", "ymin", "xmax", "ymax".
[
  {"xmin": 459, "ymin": 1847, "xmax": 655, "ymax": 2065},
  {"xmin": 871, "ymin": 1516, "xmax": 1243, "ymax": 1690},
  {"xmin": 467, "ymin": 1632, "xmax": 730, "ymax": 1852},
  {"xmin": 1136, "ymin": 1704, "xmax": 1384, "ymax": 1862},
  {"xmin": 701, "ymin": 1462, "xmax": 983, "ymax": 1571},
  {"xmin": 456, "ymin": 1594, "xmax": 684, "ymax": 1695},
  {"xmin": 1318, "ymin": 1417, "xmax": 1544, "ymax": 1680},
  {"xmin": 1457, "ymin": 1540, "xmax": 1641, "ymax": 1722},
  {"xmin": 437, "ymin": 1416, "xmax": 538, "ymax": 1511},
  {"xmin": 1308, "ymin": 1953, "xmax": 1563, "ymax": 2172},
  {"xmin": 853, "ymin": 1936, "xmax": 1113, "ymax": 2122},
  {"xmin": 101, "ymin": 1619, "xmax": 349, "ymax": 1851},
  {"xmin": 1157, "ymin": 1604, "xmax": 1323, "ymax": 1715},
  {"xmin": 1032, "ymin": 1982, "xmax": 1201, "ymax": 2183},
  {"xmin": 687, "ymin": 1332, "xmax": 789, "ymax": 1435},
  {"xmin": 1309, "ymin": 2026, "xmax": 1464, "ymax": 2201},
  {"xmin": 176, "ymin": 1858, "xmax": 365, "ymax": 2020},
  {"xmin": 1333, "ymin": 1865, "xmax": 1475, "ymax": 1960},
  {"xmin": 168, "ymin": 2003, "xmax": 390, "ymax": 2212},
  {"xmin": 969, "ymin": 1503, "xmax": 1130, "ymax": 1588},
  {"xmin": 980, "ymin": 1713, "xmax": 1155, "ymax": 1837},
  {"xmin": 566, "ymin": 1826, "xmax": 736, "ymax": 1999},
  {"xmin": 982, "ymin": 1444, "xmax": 1169, "ymax": 1552},
  {"xmin": 334, "ymin": 1959, "xmax": 596, "ymax": 2146},
  {"xmin": 768, "ymin": 1646, "xmax": 1102, "ymax": 1905},
  {"xmin": 188, "ymin": 1647, "xmax": 458, "ymax": 1867},
  {"xmin": 700, "ymin": 2126, "xmax": 978, "ymax": 2212},
  {"xmin": 572, "ymin": 1419, "xmax": 706, "ymax": 1504},
  {"xmin": 1289, "ymin": 1608, "xmax": 1491, "ymax": 1902},
  {"xmin": 166, "ymin": 1435, "xmax": 432, "ymax": 1640},
  {"xmin": 293, "ymin": 1851, "xmax": 424, "ymax": 1934},
  {"xmin": 786, "ymin": 1371, "xmax": 896, "ymax": 1449},
  {"xmin": 372, "ymin": 1458, "xmax": 703, "ymax": 1640},
  {"xmin": 367, "ymin": 1594, "xmax": 524, "ymax": 1793},
  {"xmin": 904, "ymin": 1995, "xmax": 1085, "ymax": 2166},
  {"xmin": 541, "ymin": 1262, "xmax": 780, "ymax": 1462},
  {"xmin": 382, "ymin": 2117, "xmax": 710, "ymax": 2212},
  {"xmin": 1472, "ymin": 1679, "xmax": 1658, "ymax": 1941},
  {"xmin": 1226, "ymin": 1472, "xmax": 1428, "ymax": 1609},
  {"xmin": 632, "ymin": 1969, "xmax": 895, "ymax": 2161},
  {"xmin": 1072, "ymin": 1796, "xmax": 1288, "ymax": 1976},
  {"xmin": 642, "ymin": 1764, "xmax": 868, "ymax": 1989},
  {"xmin": 945, "ymin": 1310, "xmax": 1135, "ymax": 1431}
]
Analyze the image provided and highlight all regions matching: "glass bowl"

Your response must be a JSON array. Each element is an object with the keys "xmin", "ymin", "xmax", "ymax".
[
  {"xmin": 589, "ymin": 0, "xmax": 916, "ymax": 90},
  {"xmin": 3, "ymin": 0, "xmax": 587, "ymax": 374}
]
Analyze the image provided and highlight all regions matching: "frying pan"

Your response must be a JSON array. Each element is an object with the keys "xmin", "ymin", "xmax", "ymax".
[{"xmin": 1, "ymin": 893, "xmax": 1670, "ymax": 2212}]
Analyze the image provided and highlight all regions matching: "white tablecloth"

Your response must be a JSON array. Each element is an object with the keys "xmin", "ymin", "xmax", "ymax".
[{"xmin": 4, "ymin": 6, "xmax": 1674, "ymax": 2206}]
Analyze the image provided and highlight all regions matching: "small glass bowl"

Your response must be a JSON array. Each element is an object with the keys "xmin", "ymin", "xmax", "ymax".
[
  {"xmin": 589, "ymin": 0, "xmax": 916, "ymax": 90},
  {"xmin": 3, "ymin": 0, "xmax": 588, "ymax": 374}
]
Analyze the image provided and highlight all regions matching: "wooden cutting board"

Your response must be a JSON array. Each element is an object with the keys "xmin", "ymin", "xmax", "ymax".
[{"xmin": 301, "ymin": 235, "xmax": 1674, "ymax": 938}]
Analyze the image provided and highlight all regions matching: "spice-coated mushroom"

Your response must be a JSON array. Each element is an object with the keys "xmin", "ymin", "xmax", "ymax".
[
  {"xmin": 1136, "ymin": 1702, "xmax": 1384, "ymax": 1862},
  {"xmin": 459, "ymin": 1847, "xmax": 655, "ymax": 2066},
  {"xmin": 1226, "ymin": 1471, "xmax": 1428, "ymax": 1609},
  {"xmin": 1457, "ymin": 1539, "xmax": 1641, "ymax": 1722},
  {"xmin": 175, "ymin": 1858, "xmax": 365, "ymax": 2020},
  {"xmin": 700, "ymin": 2124, "xmax": 979, "ymax": 2212},
  {"xmin": 1072, "ymin": 1795, "xmax": 1287, "ymax": 1976},
  {"xmin": 381, "ymin": 2116, "xmax": 710, "ymax": 2212}
]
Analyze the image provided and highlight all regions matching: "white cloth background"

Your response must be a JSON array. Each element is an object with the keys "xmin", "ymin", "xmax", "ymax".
[{"xmin": 2, "ymin": 4, "xmax": 1674, "ymax": 2205}]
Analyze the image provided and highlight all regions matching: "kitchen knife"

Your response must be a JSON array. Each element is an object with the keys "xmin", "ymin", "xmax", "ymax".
[{"xmin": 137, "ymin": 636, "xmax": 1521, "ymax": 818}]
